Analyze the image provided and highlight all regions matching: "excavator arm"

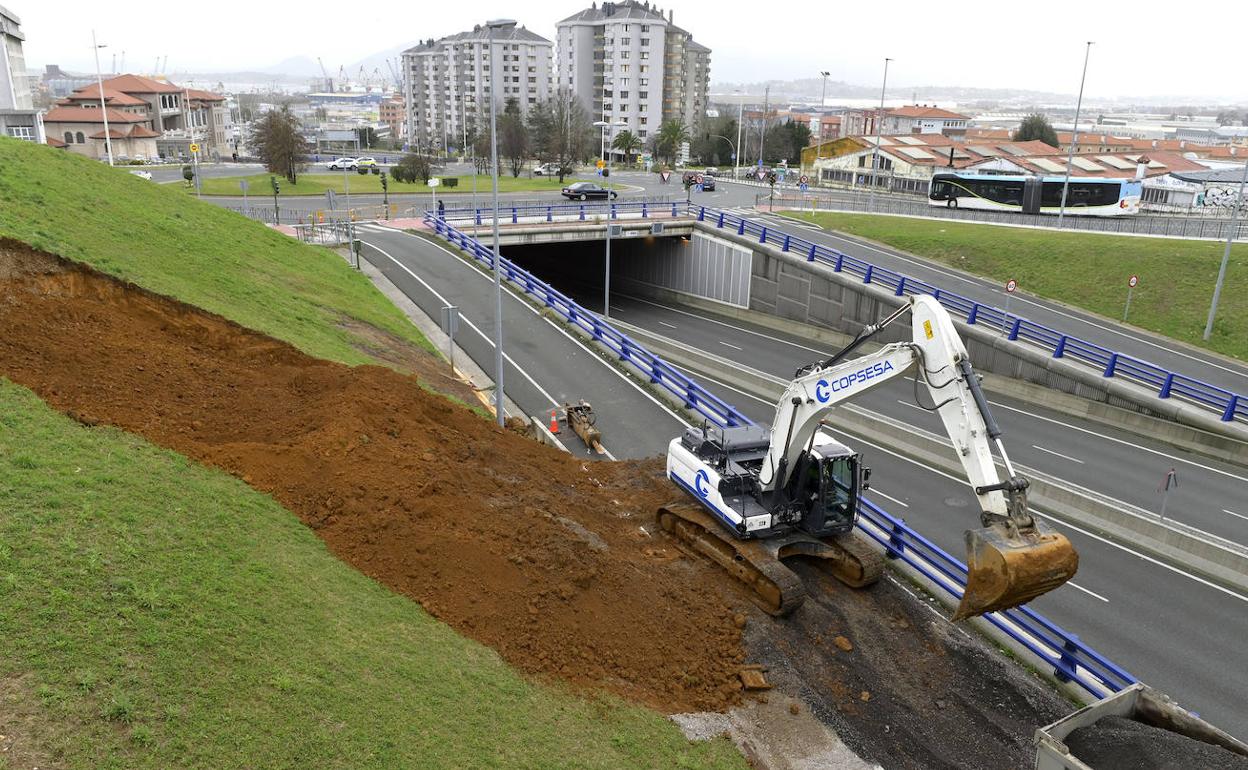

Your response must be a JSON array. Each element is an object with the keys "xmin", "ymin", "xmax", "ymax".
[{"xmin": 759, "ymin": 295, "xmax": 1078, "ymax": 620}]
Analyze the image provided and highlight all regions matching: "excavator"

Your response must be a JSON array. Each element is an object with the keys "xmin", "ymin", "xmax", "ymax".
[{"xmin": 659, "ymin": 294, "xmax": 1079, "ymax": 621}]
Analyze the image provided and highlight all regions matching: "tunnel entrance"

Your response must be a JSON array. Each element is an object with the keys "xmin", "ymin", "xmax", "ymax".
[{"xmin": 502, "ymin": 230, "xmax": 753, "ymax": 314}]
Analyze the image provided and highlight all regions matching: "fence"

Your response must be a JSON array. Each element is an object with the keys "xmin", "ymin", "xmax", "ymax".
[
  {"xmin": 692, "ymin": 204, "xmax": 1248, "ymax": 424},
  {"xmin": 424, "ymin": 209, "xmax": 1138, "ymax": 700},
  {"xmin": 760, "ymin": 190, "xmax": 1248, "ymax": 240},
  {"xmin": 439, "ymin": 198, "xmax": 687, "ymax": 226}
]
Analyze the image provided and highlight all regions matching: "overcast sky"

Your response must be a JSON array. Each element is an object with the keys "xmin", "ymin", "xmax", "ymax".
[{"xmin": 17, "ymin": 0, "xmax": 1248, "ymax": 102}]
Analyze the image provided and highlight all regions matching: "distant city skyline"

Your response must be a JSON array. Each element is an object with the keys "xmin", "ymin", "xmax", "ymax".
[{"xmin": 16, "ymin": 0, "xmax": 1248, "ymax": 103}]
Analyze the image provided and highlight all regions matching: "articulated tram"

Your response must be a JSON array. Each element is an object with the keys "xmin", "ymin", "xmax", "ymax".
[{"xmin": 928, "ymin": 172, "xmax": 1142, "ymax": 216}]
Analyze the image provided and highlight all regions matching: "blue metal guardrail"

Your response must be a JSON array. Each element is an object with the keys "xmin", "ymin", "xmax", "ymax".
[
  {"xmin": 689, "ymin": 204, "xmax": 1244, "ymax": 424},
  {"xmin": 425, "ymin": 211, "xmax": 1137, "ymax": 699},
  {"xmin": 443, "ymin": 200, "xmax": 1246, "ymax": 424},
  {"xmin": 440, "ymin": 199, "xmax": 684, "ymax": 225}
]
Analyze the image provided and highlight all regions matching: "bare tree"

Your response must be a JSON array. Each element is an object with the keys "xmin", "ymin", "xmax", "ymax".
[
  {"xmin": 248, "ymin": 106, "xmax": 308, "ymax": 183},
  {"xmin": 527, "ymin": 89, "xmax": 593, "ymax": 182},
  {"xmin": 499, "ymin": 98, "xmax": 529, "ymax": 177}
]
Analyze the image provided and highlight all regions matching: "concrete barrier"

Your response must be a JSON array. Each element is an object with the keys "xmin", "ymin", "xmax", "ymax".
[{"xmin": 616, "ymin": 319, "xmax": 1248, "ymax": 596}]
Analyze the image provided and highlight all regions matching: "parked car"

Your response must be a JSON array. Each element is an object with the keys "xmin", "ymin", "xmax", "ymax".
[
  {"xmin": 326, "ymin": 157, "xmax": 357, "ymax": 170},
  {"xmin": 561, "ymin": 182, "xmax": 618, "ymax": 200},
  {"xmin": 533, "ymin": 162, "xmax": 561, "ymax": 176},
  {"xmin": 356, "ymin": 157, "xmax": 378, "ymax": 168},
  {"xmin": 703, "ymin": 167, "xmax": 719, "ymax": 176},
  {"xmin": 701, "ymin": 175, "xmax": 716, "ymax": 191},
  {"xmin": 129, "ymin": 170, "xmax": 153, "ymax": 181}
]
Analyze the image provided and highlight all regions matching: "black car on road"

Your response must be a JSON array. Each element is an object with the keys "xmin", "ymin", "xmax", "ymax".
[{"xmin": 561, "ymin": 182, "xmax": 618, "ymax": 200}]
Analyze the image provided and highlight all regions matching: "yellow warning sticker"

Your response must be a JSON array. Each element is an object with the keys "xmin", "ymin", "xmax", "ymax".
[{"xmin": 923, "ymin": 320, "xmax": 933, "ymax": 339}]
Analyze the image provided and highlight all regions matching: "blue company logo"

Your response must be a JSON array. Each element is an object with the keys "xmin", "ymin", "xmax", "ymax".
[
  {"xmin": 815, "ymin": 361, "xmax": 895, "ymax": 403},
  {"xmin": 694, "ymin": 469, "xmax": 711, "ymax": 498}
]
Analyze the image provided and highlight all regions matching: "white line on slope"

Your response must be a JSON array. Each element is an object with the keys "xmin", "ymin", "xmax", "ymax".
[
  {"xmin": 869, "ymin": 489, "xmax": 910, "ymax": 508},
  {"xmin": 658, "ymin": 321, "xmax": 678, "ymax": 329},
  {"xmin": 718, "ymin": 341, "xmax": 743, "ymax": 350},
  {"xmin": 1224, "ymin": 509, "xmax": 1248, "ymax": 522},
  {"xmin": 1068, "ymin": 582, "xmax": 1110, "ymax": 603},
  {"xmin": 1031, "ymin": 445, "xmax": 1085, "ymax": 465}
]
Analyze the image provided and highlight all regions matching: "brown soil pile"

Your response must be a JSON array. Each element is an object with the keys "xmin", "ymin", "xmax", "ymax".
[{"xmin": 0, "ymin": 240, "xmax": 745, "ymax": 713}]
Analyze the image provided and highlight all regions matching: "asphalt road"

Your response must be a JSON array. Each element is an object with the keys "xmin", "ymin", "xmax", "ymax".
[{"xmin": 348, "ymin": 223, "xmax": 687, "ymax": 461}]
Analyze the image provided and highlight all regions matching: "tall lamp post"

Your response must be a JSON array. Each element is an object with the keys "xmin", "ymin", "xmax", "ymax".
[
  {"xmin": 734, "ymin": 90, "xmax": 744, "ymax": 178},
  {"xmin": 817, "ymin": 70, "xmax": 830, "ymax": 162},
  {"xmin": 1058, "ymin": 42, "xmax": 1094, "ymax": 227},
  {"xmin": 709, "ymin": 134, "xmax": 736, "ymax": 170},
  {"xmin": 595, "ymin": 120, "xmax": 627, "ymax": 318},
  {"xmin": 91, "ymin": 31, "xmax": 114, "ymax": 166},
  {"xmin": 1203, "ymin": 157, "xmax": 1248, "ymax": 341},
  {"xmin": 867, "ymin": 57, "xmax": 892, "ymax": 212},
  {"xmin": 487, "ymin": 18, "xmax": 517, "ymax": 427}
]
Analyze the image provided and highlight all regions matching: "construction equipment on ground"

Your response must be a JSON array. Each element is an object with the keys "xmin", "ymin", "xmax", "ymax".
[
  {"xmin": 565, "ymin": 400, "xmax": 606, "ymax": 455},
  {"xmin": 660, "ymin": 294, "xmax": 1079, "ymax": 620}
]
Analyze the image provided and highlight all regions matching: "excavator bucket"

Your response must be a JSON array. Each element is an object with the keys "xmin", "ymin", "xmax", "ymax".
[{"xmin": 953, "ymin": 519, "xmax": 1079, "ymax": 621}]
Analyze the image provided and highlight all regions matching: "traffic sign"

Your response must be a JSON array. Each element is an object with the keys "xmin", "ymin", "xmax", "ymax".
[
  {"xmin": 596, "ymin": 159, "xmax": 606, "ymax": 169},
  {"xmin": 1005, "ymin": 279, "xmax": 1018, "ymax": 293},
  {"xmin": 660, "ymin": 170, "xmax": 671, "ymax": 183},
  {"xmin": 189, "ymin": 143, "xmax": 200, "ymax": 154},
  {"xmin": 695, "ymin": 174, "xmax": 705, "ymax": 184},
  {"xmin": 800, "ymin": 183, "xmax": 809, "ymax": 192},
  {"xmin": 1128, "ymin": 274, "xmax": 1139, "ymax": 288},
  {"xmin": 239, "ymin": 179, "xmax": 248, "ymax": 192},
  {"xmin": 694, "ymin": 184, "xmax": 704, "ymax": 193},
  {"xmin": 800, "ymin": 175, "xmax": 810, "ymax": 185},
  {"xmin": 428, "ymin": 178, "xmax": 440, "ymax": 187}
]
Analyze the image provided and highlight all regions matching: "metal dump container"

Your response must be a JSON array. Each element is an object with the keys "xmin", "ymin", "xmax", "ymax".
[{"xmin": 1035, "ymin": 683, "xmax": 1248, "ymax": 769}]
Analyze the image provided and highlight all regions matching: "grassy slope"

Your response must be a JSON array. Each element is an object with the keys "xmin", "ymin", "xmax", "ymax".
[
  {"xmin": 0, "ymin": 138, "xmax": 745, "ymax": 767},
  {"xmin": 0, "ymin": 382, "xmax": 743, "ymax": 769},
  {"xmin": 195, "ymin": 172, "xmax": 568, "ymax": 196},
  {"xmin": 0, "ymin": 137, "xmax": 432, "ymax": 363},
  {"xmin": 788, "ymin": 211, "xmax": 1248, "ymax": 361}
]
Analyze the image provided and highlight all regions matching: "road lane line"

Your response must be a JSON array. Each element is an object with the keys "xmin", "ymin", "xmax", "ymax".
[
  {"xmin": 1225, "ymin": 509, "xmax": 1248, "ymax": 522},
  {"xmin": 1068, "ymin": 582, "xmax": 1110, "ymax": 603},
  {"xmin": 896, "ymin": 399, "xmax": 931, "ymax": 413},
  {"xmin": 718, "ymin": 341, "xmax": 743, "ymax": 350},
  {"xmin": 384, "ymin": 230, "xmax": 691, "ymax": 430},
  {"xmin": 869, "ymin": 489, "xmax": 910, "ymax": 508},
  {"xmin": 989, "ymin": 400, "xmax": 1248, "ymax": 484},
  {"xmin": 1031, "ymin": 445, "xmax": 1085, "ymax": 465},
  {"xmin": 619, "ymin": 293, "xmax": 830, "ymax": 355},
  {"xmin": 658, "ymin": 321, "xmax": 678, "ymax": 329}
]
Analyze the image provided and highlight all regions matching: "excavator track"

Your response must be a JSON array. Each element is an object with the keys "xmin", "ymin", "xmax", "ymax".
[{"xmin": 656, "ymin": 503, "xmax": 885, "ymax": 616}]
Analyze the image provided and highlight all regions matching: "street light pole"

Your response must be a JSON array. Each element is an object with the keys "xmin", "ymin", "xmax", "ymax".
[
  {"xmin": 487, "ymin": 19, "xmax": 517, "ymax": 427},
  {"xmin": 757, "ymin": 85, "xmax": 769, "ymax": 170},
  {"xmin": 595, "ymin": 120, "xmax": 626, "ymax": 318},
  {"xmin": 709, "ymin": 134, "xmax": 736, "ymax": 169},
  {"xmin": 868, "ymin": 57, "xmax": 891, "ymax": 213},
  {"xmin": 91, "ymin": 30, "xmax": 114, "ymax": 166},
  {"xmin": 817, "ymin": 70, "xmax": 830, "ymax": 162},
  {"xmin": 734, "ymin": 91, "xmax": 744, "ymax": 178},
  {"xmin": 1058, "ymin": 42, "xmax": 1093, "ymax": 227},
  {"xmin": 1203, "ymin": 157, "xmax": 1248, "ymax": 341}
]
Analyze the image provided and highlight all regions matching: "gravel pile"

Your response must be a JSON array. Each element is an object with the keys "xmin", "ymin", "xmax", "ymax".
[{"xmin": 1064, "ymin": 715, "xmax": 1248, "ymax": 770}]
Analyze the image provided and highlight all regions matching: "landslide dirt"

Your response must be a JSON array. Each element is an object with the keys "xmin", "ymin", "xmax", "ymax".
[{"xmin": 0, "ymin": 241, "xmax": 744, "ymax": 713}]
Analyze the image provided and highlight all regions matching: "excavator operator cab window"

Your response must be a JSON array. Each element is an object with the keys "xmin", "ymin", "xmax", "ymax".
[{"xmin": 820, "ymin": 456, "xmax": 856, "ymax": 524}]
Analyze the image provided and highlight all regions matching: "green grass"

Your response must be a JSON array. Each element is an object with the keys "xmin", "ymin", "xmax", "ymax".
[
  {"xmin": 0, "ymin": 381, "xmax": 745, "ymax": 769},
  {"xmin": 0, "ymin": 137, "xmax": 432, "ymax": 365},
  {"xmin": 194, "ymin": 172, "xmax": 569, "ymax": 197},
  {"xmin": 787, "ymin": 211, "xmax": 1248, "ymax": 360}
]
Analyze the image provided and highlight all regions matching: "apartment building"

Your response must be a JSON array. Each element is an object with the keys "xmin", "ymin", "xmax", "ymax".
[
  {"xmin": 0, "ymin": 4, "xmax": 43, "ymax": 143},
  {"xmin": 402, "ymin": 23, "xmax": 553, "ymax": 152},
  {"xmin": 556, "ymin": 1, "xmax": 710, "ymax": 157},
  {"xmin": 379, "ymin": 94, "xmax": 405, "ymax": 139}
]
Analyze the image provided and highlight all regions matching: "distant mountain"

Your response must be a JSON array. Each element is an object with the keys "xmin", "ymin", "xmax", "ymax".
[
  {"xmin": 346, "ymin": 41, "xmax": 419, "ymax": 78},
  {"xmin": 259, "ymin": 56, "xmax": 321, "ymax": 78}
]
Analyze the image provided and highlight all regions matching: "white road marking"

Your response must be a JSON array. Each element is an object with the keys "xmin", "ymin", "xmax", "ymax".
[
  {"xmin": 619, "ymin": 293, "xmax": 830, "ymax": 356},
  {"xmin": 869, "ymin": 489, "xmax": 910, "ymax": 508},
  {"xmin": 989, "ymin": 400, "xmax": 1248, "ymax": 484},
  {"xmin": 718, "ymin": 340, "xmax": 743, "ymax": 351},
  {"xmin": 1031, "ymin": 444, "xmax": 1085, "ymax": 465},
  {"xmin": 379, "ymin": 230, "xmax": 692, "ymax": 432},
  {"xmin": 658, "ymin": 321, "xmax": 678, "ymax": 329},
  {"xmin": 1068, "ymin": 581, "xmax": 1110, "ymax": 603},
  {"xmin": 1224, "ymin": 509, "xmax": 1248, "ymax": 522},
  {"xmin": 896, "ymin": 399, "xmax": 931, "ymax": 414}
]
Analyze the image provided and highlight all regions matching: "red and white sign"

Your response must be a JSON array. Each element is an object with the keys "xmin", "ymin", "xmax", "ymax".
[
  {"xmin": 800, "ymin": 174, "xmax": 810, "ymax": 184},
  {"xmin": 1005, "ymin": 279, "xmax": 1018, "ymax": 293},
  {"xmin": 1128, "ymin": 274, "xmax": 1139, "ymax": 288},
  {"xmin": 695, "ymin": 174, "xmax": 705, "ymax": 184}
]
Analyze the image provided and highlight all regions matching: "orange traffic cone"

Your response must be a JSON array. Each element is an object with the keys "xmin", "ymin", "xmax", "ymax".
[{"xmin": 549, "ymin": 408, "xmax": 561, "ymax": 434}]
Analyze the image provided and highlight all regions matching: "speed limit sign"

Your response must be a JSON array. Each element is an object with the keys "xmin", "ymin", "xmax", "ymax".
[
  {"xmin": 1005, "ymin": 279, "xmax": 1018, "ymax": 293},
  {"xmin": 696, "ymin": 174, "xmax": 705, "ymax": 184},
  {"xmin": 800, "ymin": 174, "xmax": 810, "ymax": 184},
  {"xmin": 1128, "ymin": 274, "xmax": 1139, "ymax": 288}
]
